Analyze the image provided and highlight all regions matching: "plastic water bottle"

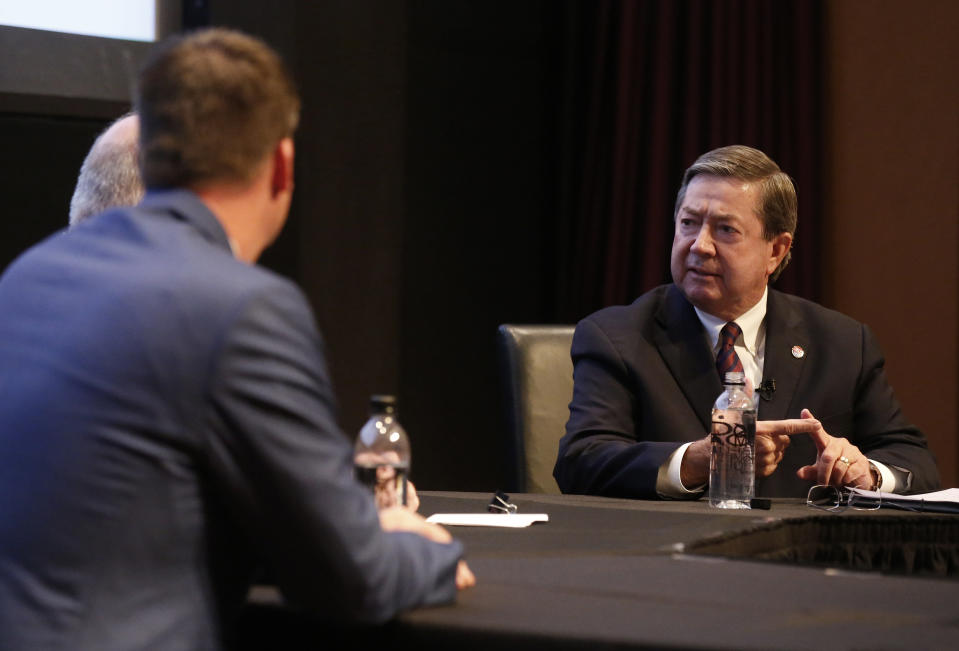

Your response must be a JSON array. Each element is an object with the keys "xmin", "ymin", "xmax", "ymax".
[
  {"xmin": 354, "ymin": 394, "xmax": 410, "ymax": 508},
  {"xmin": 709, "ymin": 372, "xmax": 756, "ymax": 509}
]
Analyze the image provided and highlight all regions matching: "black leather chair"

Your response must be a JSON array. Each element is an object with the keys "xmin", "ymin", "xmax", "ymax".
[{"xmin": 497, "ymin": 324, "xmax": 575, "ymax": 494}]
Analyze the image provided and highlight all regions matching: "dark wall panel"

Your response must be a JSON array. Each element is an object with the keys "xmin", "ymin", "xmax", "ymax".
[
  {"xmin": 823, "ymin": 0, "xmax": 959, "ymax": 487},
  {"xmin": 289, "ymin": 1, "xmax": 408, "ymax": 441},
  {"xmin": 0, "ymin": 115, "xmax": 110, "ymax": 271},
  {"xmin": 400, "ymin": 1, "xmax": 551, "ymax": 490}
]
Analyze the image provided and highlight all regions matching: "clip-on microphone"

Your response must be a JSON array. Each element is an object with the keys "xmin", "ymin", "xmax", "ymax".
[{"xmin": 758, "ymin": 379, "xmax": 776, "ymax": 401}]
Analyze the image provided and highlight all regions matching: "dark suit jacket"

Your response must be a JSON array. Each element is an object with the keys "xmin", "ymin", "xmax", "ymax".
[
  {"xmin": 0, "ymin": 190, "xmax": 460, "ymax": 650},
  {"xmin": 554, "ymin": 284, "xmax": 940, "ymax": 499}
]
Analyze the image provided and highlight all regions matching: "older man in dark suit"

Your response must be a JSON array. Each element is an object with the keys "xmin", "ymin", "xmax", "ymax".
[
  {"xmin": 0, "ymin": 28, "xmax": 471, "ymax": 651},
  {"xmin": 554, "ymin": 145, "xmax": 939, "ymax": 500}
]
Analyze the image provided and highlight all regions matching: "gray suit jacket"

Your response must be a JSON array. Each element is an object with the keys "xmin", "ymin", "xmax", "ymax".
[
  {"xmin": 0, "ymin": 190, "xmax": 460, "ymax": 650},
  {"xmin": 554, "ymin": 284, "xmax": 939, "ymax": 498}
]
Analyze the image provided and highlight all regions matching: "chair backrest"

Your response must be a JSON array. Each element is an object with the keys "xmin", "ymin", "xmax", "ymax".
[{"xmin": 497, "ymin": 324, "xmax": 575, "ymax": 494}]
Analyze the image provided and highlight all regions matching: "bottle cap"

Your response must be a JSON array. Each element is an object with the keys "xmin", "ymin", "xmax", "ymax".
[
  {"xmin": 369, "ymin": 394, "xmax": 397, "ymax": 414},
  {"xmin": 723, "ymin": 371, "xmax": 746, "ymax": 385}
]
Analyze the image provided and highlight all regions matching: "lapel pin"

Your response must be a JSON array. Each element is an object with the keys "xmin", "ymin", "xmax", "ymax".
[{"xmin": 791, "ymin": 345, "xmax": 805, "ymax": 359}]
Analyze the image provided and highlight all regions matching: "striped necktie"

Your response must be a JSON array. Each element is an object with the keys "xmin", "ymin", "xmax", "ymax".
[{"xmin": 716, "ymin": 322, "xmax": 744, "ymax": 380}]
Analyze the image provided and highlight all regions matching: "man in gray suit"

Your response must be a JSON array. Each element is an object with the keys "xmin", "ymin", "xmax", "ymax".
[
  {"xmin": 0, "ymin": 28, "xmax": 471, "ymax": 651},
  {"xmin": 555, "ymin": 145, "xmax": 939, "ymax": 499}
]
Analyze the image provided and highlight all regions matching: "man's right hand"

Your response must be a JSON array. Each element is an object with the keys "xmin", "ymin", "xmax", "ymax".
[
  {"xmin": 754, "ymin": 417, "xmax": 821, "ymax": 477},
  {"xmin": 378, "ymin": 507, "xmax": 475, "ymax": 591},
  {"xmin": 455, "ymin": 560, "xmax": 476, "ymax": 590},
  {"xmin": 681, "ymin": 416, "xmax": 821, "ymax": 487}
]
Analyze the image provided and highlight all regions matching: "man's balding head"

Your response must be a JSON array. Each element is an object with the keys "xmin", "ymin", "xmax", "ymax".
[{"xmin": 69, "ymin": 113, "xmax": 144, "ymax": 227}]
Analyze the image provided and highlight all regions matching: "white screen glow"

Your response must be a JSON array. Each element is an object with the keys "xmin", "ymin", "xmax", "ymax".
[{"xmin": 0, "ymin": 0, "xmax": 155, "ymax": 42}]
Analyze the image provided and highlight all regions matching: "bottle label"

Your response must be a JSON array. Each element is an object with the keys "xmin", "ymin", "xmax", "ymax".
[{"xmin": 712, "ymin": 418, "xmax": 751, "ymax": 474}]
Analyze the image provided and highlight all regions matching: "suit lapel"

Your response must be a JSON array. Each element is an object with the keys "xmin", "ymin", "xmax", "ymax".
[
  {"xmin": 758, "ymin": 290, "xmax": 807, "ymax": 421},
  {"xmin": 757, "ymin": 290, "xmax": 816, "ymax": 496},
  {"xmin": 652, "ymin": 286, "xmax": 722, "ymax": 430}
]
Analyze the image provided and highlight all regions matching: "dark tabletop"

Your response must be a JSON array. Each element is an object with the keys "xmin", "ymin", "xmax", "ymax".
[
  {"xmin": 243, "ymin": 491, "xmax": 959, "ymax": 651},
  {"xmin": 420, "ymin": 491, "xmax": 814, "ymax": 558}
]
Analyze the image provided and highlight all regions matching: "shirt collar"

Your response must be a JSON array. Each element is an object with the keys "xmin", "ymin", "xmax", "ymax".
[
  {"xmin": 694, "ymin": 286, "xmax": 768, "ymax": 354},
  {"xmin": 140, "ymin": 188, "xmax": 233, "ymax": 255}
]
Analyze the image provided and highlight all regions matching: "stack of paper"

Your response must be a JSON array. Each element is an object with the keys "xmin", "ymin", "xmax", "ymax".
[{"xmin": 848, "ymin": 487, "xmax": 959, "ymax": 513}]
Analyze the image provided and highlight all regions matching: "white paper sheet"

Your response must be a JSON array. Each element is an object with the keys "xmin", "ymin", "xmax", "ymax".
[{"xmin": 426, "ymin": 513, "xmax": 549, "ymax": 528}]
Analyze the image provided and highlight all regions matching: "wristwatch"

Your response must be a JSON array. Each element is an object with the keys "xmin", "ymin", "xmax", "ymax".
[{"xmin": 867, "ymin": 460, "xmax": 883, "ymax": 491}]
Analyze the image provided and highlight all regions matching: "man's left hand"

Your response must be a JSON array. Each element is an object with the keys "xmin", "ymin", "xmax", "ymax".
[{"xmin": 795, "ymin": 408, "xmax": 876, "ymax": 488}]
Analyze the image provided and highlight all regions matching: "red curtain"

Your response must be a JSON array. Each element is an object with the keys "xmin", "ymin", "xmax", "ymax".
[{"xmin": 551, "ymin": 0, "xmax": 823, "ymax": 322}]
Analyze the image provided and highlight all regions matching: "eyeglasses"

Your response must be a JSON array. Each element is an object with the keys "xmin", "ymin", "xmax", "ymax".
[{"xmin": 806, "ymin": 485, "xmax": 882, "ymax": 512}]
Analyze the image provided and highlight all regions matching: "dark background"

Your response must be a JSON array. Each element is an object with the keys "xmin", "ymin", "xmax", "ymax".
[{"xmin": 1, "ymin": 0, "xmax": 955, "ymax": 491}]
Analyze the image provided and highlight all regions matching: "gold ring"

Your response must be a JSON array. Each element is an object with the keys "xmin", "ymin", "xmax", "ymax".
[{"xmin": 839, "ymin": 456, "xmax": 851, "ymax": 465}]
